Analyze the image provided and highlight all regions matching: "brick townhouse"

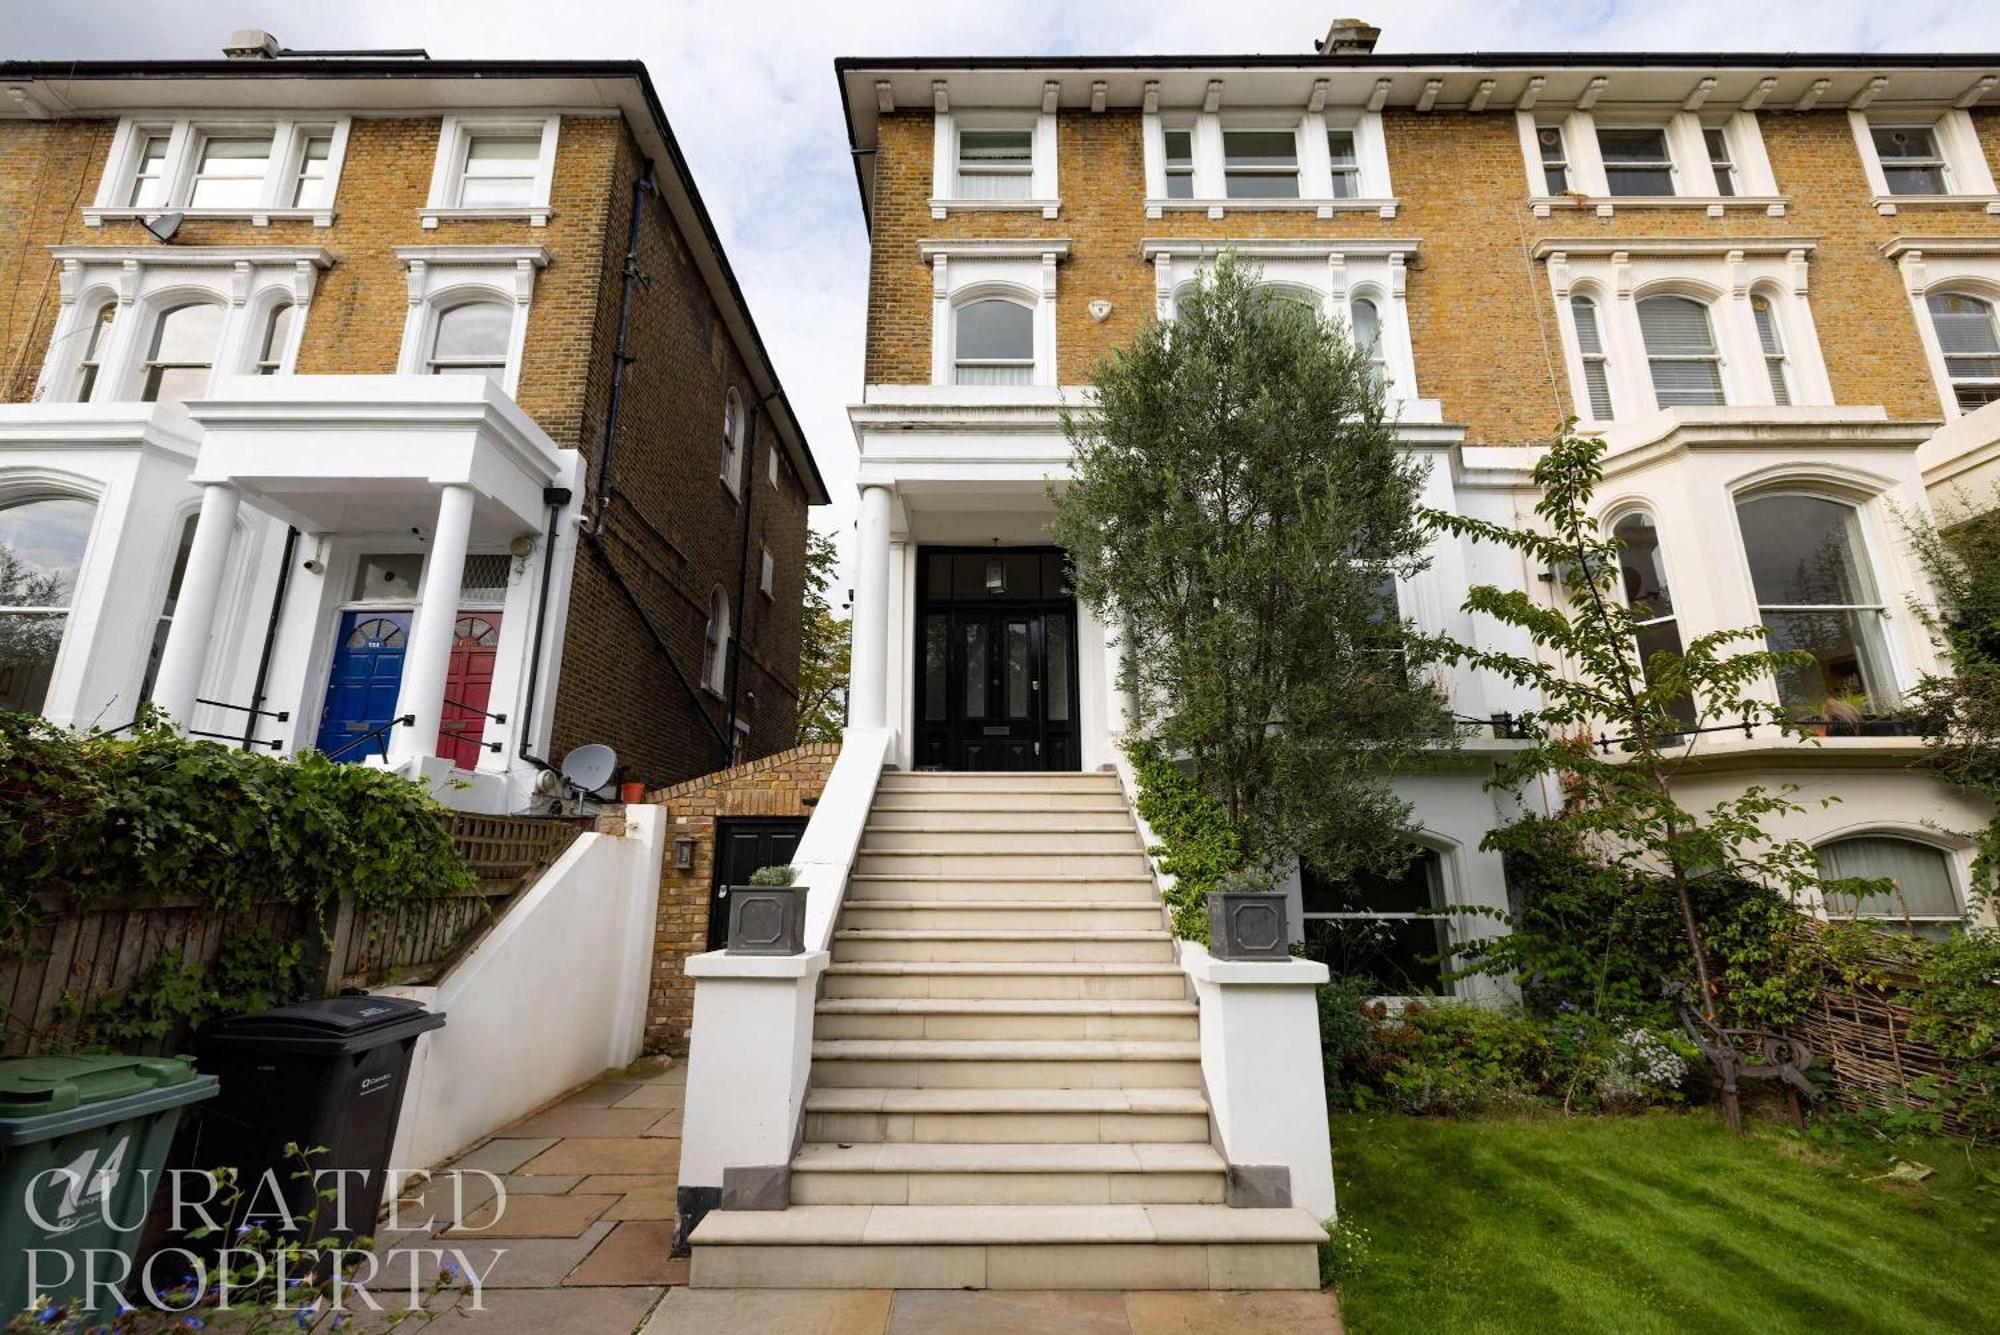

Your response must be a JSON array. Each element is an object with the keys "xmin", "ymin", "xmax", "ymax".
[
  {"xmin": 0, "ymin": 32, "xmax": 828, "ymax": 809},
  {"xmin": 831, "ymin": 25, "xmax": 2000, "ymax": 992}
]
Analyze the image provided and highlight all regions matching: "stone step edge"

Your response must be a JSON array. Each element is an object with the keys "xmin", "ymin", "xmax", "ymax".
[
  {"xmin": 791, "ymin": 1144, "xmax": 1225, "ymax": 1173},
  {"xmin": 843, "ymin": 899, "xmax": 1159, "ymax": 909},
  {"xmin": 816, "ymin": 998, "xmax": 1195, "ymax": 1014},
  {"xmin": 825, "ymin": 962, "xmax": 1185, "ymax": 975},
  {"xmin": 804, "ymin": 1088, "xmax": 1210, "ymax": 1114},
  {"xmin": 689, "ymin": 1203, "xmax": 1326, "ymax": 1247},
  {"xmin": 813, "ymin": 1040, "xmax": 1200, "ymax": 1060},
  {"xmin": 834, "ymin": 929, "xmax": 1172, "ymax": 942}
]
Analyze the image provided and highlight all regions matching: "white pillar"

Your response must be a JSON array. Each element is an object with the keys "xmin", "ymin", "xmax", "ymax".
[
  {"xmin": 390, "ymin": 484, "xmax": 475, "ymax": 766},
  {"xmin": 151, "ymin": 483, "xmax": 240, "ymax": 727},
  {"xmin": 849, "ymin": 484, "xmax": 892, "ymax": 732}
]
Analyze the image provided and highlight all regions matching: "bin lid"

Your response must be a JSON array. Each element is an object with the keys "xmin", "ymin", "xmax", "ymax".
[
  {"xmin": 200, "ymin": 995, "xmax": 445, "ymax": 1054},
  {"xmin": 0, "ymin": 1053, "xmax": 201, "ymax": 1119}
]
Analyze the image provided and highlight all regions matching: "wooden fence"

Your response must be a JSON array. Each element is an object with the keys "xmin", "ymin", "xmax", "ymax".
[{"xmin": 0, "ymin": 813, "xmax": 591, "ymax": 1057}]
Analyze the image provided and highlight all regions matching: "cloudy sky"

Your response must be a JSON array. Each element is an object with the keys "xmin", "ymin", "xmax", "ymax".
[{"xmin": 5, "ymin": 0, "xmax": 1994, "ymax": 591}]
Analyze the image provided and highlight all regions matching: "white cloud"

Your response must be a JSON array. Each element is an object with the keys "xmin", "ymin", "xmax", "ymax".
[{"xmin": 3, "ymin": 0, "xmax": 1994, "ymax": 593}]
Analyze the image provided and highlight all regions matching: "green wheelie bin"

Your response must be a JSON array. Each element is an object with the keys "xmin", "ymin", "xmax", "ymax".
[{"xmin": 0, "ymin": 1054, "xmax": 218, "ymax": 1318}]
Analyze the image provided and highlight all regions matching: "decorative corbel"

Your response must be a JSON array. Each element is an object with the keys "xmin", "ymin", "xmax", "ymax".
[
  {"xmin": 57, "ymin": 258, "xmax": 80, "ymax": 307},
  {"xmin": 1955, "ymin": 75, "xmax": 1997, "ymax": 110},
  {"xmin": 1546, "ymin": 251, "xmax": 1572, "ymax": 299},
  {"xmin": 1787, "ymin": 248, "xmax": 1811, "ymax": 297},
  {"xmin": 1468, "ymin": 80, "xmax": 1495, "ymax": 113},
  {"xmin": 1326, "ymin": 252, "xmax": 1347, "ymax": 300},
  {"xmin": 931, "ymin": 253, "xmax": 949, "ymax": 305},
  {"xmin": 874, "ymin": 81, "xmax": 895, "ymax": 114},
  {"xmin": 1683, "ymin": 78, "xmax": 1716, "ymax": 112},
  {"xmin": 1141, "ymin": 81, "xmax": 1160, "ymax": 116},
  {"xmin": 405, "ymin": 259, "xmax": 428, "ymax": 307},
  {"xmin": 117, "ymin": 258, "xmax": 140, "ymax": 306},
  {"xmin": 1090, "ymin": 81, "xmax": 1107, "ymax": 114},
  {"xmin": 1898, "ymin": 249, "xmax": 1928, "ymax": 300},
  {"xmin": 513, "ymin": 257, "xmax": 537, "ymax": 304},
  {"xmin": 228, "ymin": 261, "xmax": 252, "ymax": 307},
  {"xmin": 1742, "ymin": 77, "xmax": 1778, "ymax": 111},
  {"xmin": 1517, "ymin": 76, "xmax": 1545, "ymax": 111},
  {"xmin": 1366, "ymin": 79, "xmax": 1391, "ymax": 113},
  {"xmin": 1387, "ymin": 252, "xmax": 1407, "ymax": 297},
  {"xmin": 1724, "ymin": 249, "xmax": 1748, "ymax": 299},
  {"xmin": 931, "ymin": 81, "xmax": 948, "ymax": 115},
  {"xmin": 1415, "ymin": 79, "xmax": 1443, "ymax": 113},
  {"xmin": 289, "ymin": 258, "xmax": 318, "ymax": 306},
  {"xmin": 1153, "ymin": 252, "xmax": 1174, "ymax": 320},
  {"xmin": 1795, "ymin": 79, "xmax": 1831, "ymax": 112},
  {"xmin": 1576, "ymin": 77, "xmax": 1608, "ymax": 110},
  {"xmin": 1041, "ymin": 81, "xmax": 1060, "ymax": 115},
  {"xmin": 1040, "ymin": 251, "xmax": 1058, "ymax": 300},
  {"xmin": 1203, "ymin": 80, "xmax": 1223, "ymax": 114},
  {"xmin": 1611, "ymin": 251, "xmax": 1634, "ymax": 300},
  {"xmin": 1849, "ymin": 77, "xmax": 1888, "ymax": 111},
  {"xmin": 1307, "ymin": 79, "xmax": 1328, "ymax": 115}
]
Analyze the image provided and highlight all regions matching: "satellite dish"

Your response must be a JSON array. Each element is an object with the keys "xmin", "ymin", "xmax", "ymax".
[
  {"xmin": 142, "ymin": 212, "xmax": 185, "ymax": 244},
  {"xmin": 559, "ymin": 743, "xmax": 617, "ymax": 794}
]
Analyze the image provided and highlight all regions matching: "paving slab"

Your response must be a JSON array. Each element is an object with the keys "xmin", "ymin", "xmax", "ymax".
[
  {"xmin": 642, "ymin": 1287, "xmax": 892, "ymax": 1335},
  {"xmin": 393, "ymin": 1284, "xmax": 665, "ymax": 1332},
  {"xmin": 604, "ymin": 1187, "xmax": 678, "ymax": 1221},
  {"xmin": 449, "ymin": 1138, "xmax": 557, "ymax": 1175},
  {"xmin": 440, "ymin": 1192, "xmax": 615, "ymax": 1239},
  {"xmin": 644, "ymin": 1110, "xmax": 684, "ymax": 1137},
  {"xmin": 575, "ymin": 1173, "xmax": 679, "ymax": 1194},
  {"xmin": 518, "ymin": 1136, "xmax": 682, "ymax": 1176},
  {"xmin": 1123, "ymin": 1291, "xmax": 1343, "ymax": 1334},
  {"xmin": 397, "ymin": 1220, "xmax": 618, "ymax": 1290},
  {"xmin": 615, "ymin": 1083, "xmax": 687, "ymax": 1109},
  {"xmin": 561, "ymin": 1081, "xmax": 645, "ymax": 1107},
  {"xmin": 564, "ymin": 1219, "xmax": 679, "ymax": 1286},
  {"xmin": 888, "ymin": 1289, "xmax": 1131, "ymax": 1334},
  {"xmin": 500, "ymin": 1105, "xmax": 666, "ymax": 1138}
]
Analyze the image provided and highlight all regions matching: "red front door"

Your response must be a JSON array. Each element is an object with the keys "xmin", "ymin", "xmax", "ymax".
[{"xmin": 438, "ymin": 612, "xmax": 502, "ymax": 769}]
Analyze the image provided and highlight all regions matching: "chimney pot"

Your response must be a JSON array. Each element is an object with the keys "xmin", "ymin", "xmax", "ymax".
[
  {"xmin": 1318, "ymin": 18, "xmax": 1381, "ymax": 56},
  {"xmin": 222, "ymin": 29, "xmax": 280, "ymax": 60}
]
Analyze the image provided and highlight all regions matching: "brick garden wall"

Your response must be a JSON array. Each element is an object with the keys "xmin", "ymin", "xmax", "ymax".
[
  {"xmin": 644, "ymin": 741, "xmax": 840, "ymax": 1052},
  {"xmin": 862, "ymin": 106, "xmax": 2000, "ymax": 442}
]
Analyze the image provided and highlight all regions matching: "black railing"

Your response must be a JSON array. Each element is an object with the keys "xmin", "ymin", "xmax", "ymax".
[{"xmin": 322, "ymin": 714, "xmax": 414, "ymax": 762}]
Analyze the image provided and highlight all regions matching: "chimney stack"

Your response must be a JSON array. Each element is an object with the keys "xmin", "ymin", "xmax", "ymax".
[
  {"xmin": 1317, "ymin": 18, "xmax": 1381, "ymax": 56},
  {"xmin": 222, "ymin": 29, "xmax": 280, "ymax": 60}
]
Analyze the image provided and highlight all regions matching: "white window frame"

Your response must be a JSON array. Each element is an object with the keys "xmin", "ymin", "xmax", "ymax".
[
  {"xmin": 394, "ymin": 246, "xmax": 549, "ymax": 398},
  {"xmin": 1517, "ymin": 110, "xmax": 1783, "ymax": 219},
  {"xmin": 930, "ymin": 107, "xmax": 1058, "ymax": 219},
  {"xmin": 759, "ymin": 546, "xmax": 775, "ymax": 599},
  {"xmin": 1294, "ymin": 846, "xmax": 1458, "ymax": 1000},
  {"xmin": 422, "ymin": 114, "xmax": 563, "ymax": 228},
  {"xmin": 1143, "ymin": 105, "xmax": 1396, "ymax": 220},
  {"xmin": 1541, "ymin": 240, "xmax": 1833, "ymax": 423},
  {"xmin": 920, "ymin": 239, "xmax": 1066, "ymax": 388},
  {"xmin": 1851, "ymin": 109, "xmax": 2000, "ymax": 215},
  {"xmin": 1888, "ymin": 241, "xmax": 2000, "ymax": 418},
  {"xmin": 702, "ymin": 586, "xmax": 731, "ymax": 696},
  {"xmin": 1749, "ymin": 288, "xmax": 1794, "ymax": 406},
  {"xmin": 1568, "ymin": 291, "xmax": 1616, "ymax": 422},
  {"xmin": 88, "ymin": 116, "xmax": 350, "ymax": 228},
  {"xmin": 1145, "ymin": 239, "xmax": 1430, "ymax": 419},
  {"xmin": 36, "ymin": 246, "xmax": 330, "ymax": 404},
  {"xmin": 721, "ymin": 387, "xmax": 747, "ymax": 496},
  {"xmin": 1814, "ymin": 831, "xmax": 1968, "ymax": 935}
]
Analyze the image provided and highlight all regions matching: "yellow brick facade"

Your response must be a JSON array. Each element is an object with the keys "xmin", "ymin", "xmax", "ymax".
[{"xmin": 863, "ymin": 106, "xmax": 2000, "ymax": 443}]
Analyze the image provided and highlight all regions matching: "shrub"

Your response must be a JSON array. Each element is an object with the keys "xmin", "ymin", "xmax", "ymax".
[
  {"xmin": 1126, "ymin": 738, "xmax": 1246, "ymax": 939},
  {"xmin": 748, "ymin": 863, "xmax": 799, "ymax": 887}
]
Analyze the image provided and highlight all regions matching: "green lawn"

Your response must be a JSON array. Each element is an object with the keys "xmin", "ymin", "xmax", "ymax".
[{"xmin": 1331, "ymin": 1110, "xmax": 2000, "ymax": 1335}]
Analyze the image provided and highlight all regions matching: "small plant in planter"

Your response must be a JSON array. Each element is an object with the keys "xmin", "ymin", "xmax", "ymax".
[
  {"xmin": 727, "ymin": 864, "xmax": 806, "ymax": 955},
  {"xmin": 1207, "ymin": 867, "xmax": 1290, "ymax": 961},
  {"xmin": 1823, "ymin": 690, "xmax": 1870, "ymax": 736}
]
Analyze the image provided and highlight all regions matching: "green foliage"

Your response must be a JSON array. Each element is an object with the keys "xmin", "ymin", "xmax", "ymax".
[
  {"xmin": 0, "ymin": 710, "xmax": 474, "ymax": 945},
  {"xmin": 1317, "ymin": 972, "xmax": 1375, "ymax": 1100},
  {"xmin": 79, "ymin": 927, "xmax": 318, "ymax": 1047},
  {"xmin": 795, "ymin": 529, "xmax": 850, "ymax": 745},
  {"xmin": 1126, "ymin": 738, "xmax": 1244, "ymax": 938},
  {"xmin": 1318, "ymin": 1216, "xmax": 1372, "ymax": 1289},
  {"xmin": 1053, "ymin": 253, "xmax": 1456, "ymax": 887},
  {"xmin": 747, "ymin": 863, "xmax": 799, "ymax": 887},
  {"xmin": 1426, "ymin": 425, "xmax": 1822, "ymax": 1019}
]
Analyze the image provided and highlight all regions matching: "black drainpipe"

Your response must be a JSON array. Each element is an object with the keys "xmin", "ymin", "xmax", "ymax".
[
  {"xmin": 240, "ymin": 525, "xmax": 299, "ymax": 749},
  {"xmin": 593, "ymin": 160, "xmax": 655, "ymax": 526},
  {"xmin": 722, "ymin": 397, "xmax": 771, "ymax": 763},
  {"xmin": 515, "ymin": 487, "xmax": 570, "ymax": 763}
]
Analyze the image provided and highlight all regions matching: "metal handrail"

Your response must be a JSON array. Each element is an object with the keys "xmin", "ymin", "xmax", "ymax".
[
  {"xmin": 321, "ymin": 713, "xmax": 414, "ymax": 762},
  {"xmin": 196, "ymin": 696, "xmax": 290, "ymax": 723},
  {"xmin": 441, "ymin": 696, "xmax": 507, "ymax": 725}
]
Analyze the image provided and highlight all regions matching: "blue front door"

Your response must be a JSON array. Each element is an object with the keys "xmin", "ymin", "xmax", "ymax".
[{"xmin": 315, "ymin": 611, "xmax": 412, "ymax": 760}]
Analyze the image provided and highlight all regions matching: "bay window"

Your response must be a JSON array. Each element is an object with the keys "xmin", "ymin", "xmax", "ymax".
[
  {"xmin": 1613, "ymin": 511, "xmax": 1696, "ymax": 728},
  {"xmin": 0, "ymin": 496, "xmax": 94, "ymax": 716},
  {"xmin": 1925, "ymin": 291, "xmax": 2000, "ymax": 409},
  {"xmin": 1735, "ymin": 492, "xmax": 1895, "ymax": 714},
  {"xmin": 1569, "ymin": 295, "xmax": 1614, "ymax": 420},
  {"xmin": 1300, "ymin": 851, "xmax": 1451, "ymax": 997}
]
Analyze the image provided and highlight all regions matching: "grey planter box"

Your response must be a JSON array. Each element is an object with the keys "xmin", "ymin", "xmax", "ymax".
[
  {"xmin": 1207, "ymin": 891, "xmax": 1289, "ymax": 960},
  {"xmin": 726, "ymin": 885, "xmax": 808, "ymax": 955}
]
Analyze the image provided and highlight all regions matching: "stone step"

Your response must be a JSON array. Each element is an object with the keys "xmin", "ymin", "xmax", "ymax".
[
  {"xmin": 788, "ymin": 1141, "xmax": 1226, "ymax": 1206},
  {"xmin": 870, "ymin": 792, "xmax": 1132, "ymax": 813},
  {"xmin": 845, "ymin": 874, "xmax": 1160, "ymax": 903},
  {"xmin": 860, "ymin": 827, "xmax": 1141, "ymax": 853},
  {"xmin": 803, "ymin": 1086, "xmax": 1212, "ymax": 1145},
  {"xmin": 865, "ymin": 809, "xmax": 1137, "ymax": 831},
  {"xmin": 876, "ymin": 772, "xmax": 1124, "ymax": 794},
  {"xmin": 688, "ymin": 1204, "xmax": 1325, "ymax": 1290},
  {"xmin": 823, "ymin": 962, "xmax": 1188, "ymax": 1001},
  {"xmin": 853, "ymin": 850, "xmax": 1152, "ymax": 878},
  {"xmin": 814, "ymin": 997, "xmax": 1198, "ymax": 1042},
  {"xmin": 831, "ymin": 929, "xmax": 1176, "ymax": 965},
  {"xmin": 809, "ymin": 1039, "xmax": 1203, "ymax": 1090},
  {"xmin": 838, "ymin": 900, "xmax": 1165, "ymax": 932}
]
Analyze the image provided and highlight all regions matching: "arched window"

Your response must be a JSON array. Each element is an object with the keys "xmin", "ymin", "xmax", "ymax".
[
  {"xmin": 254, "ymin": 302, "xmax": 295, "ymax": 375},
  {"xmin": 720, "ymin": 388, "xmax": 745, "ymax": 494},
  {"xmin": 1925, "ymin": 291, "xmax": 2000, "ymax": 410},
  {"xmin": 1569, "ymin": 295, "xmax": 1614, "ymax": 419},
  {"xmin": 0, "ymin": 495, "xmax": 95, "ymax": 715},
  {"xmin": 140, "ymin": 514, "xmax": 200, "ymax": 702},
  {"xmin": 73, "ymin": 304, "xmax": 116, "ymax": 403},
  {"xmin": 1750, "ymin": 294, "xmax": 1792, "ymax": 406},
  {"xmin": 425, "ymin": 300, "xmax": 510, "ymax": 384},
  {"xmin": 141, "ymin": 301, "xmax": 224, "ymax": 405},
  {"xmin": 703, "ymin": 586, "xmax": 730, "ymax": 694},
  {"xmin": 1637, "ymin": 294, "xmax": 1724, "ymax": 408},
  {"xmin": 1350, "ymin": 298, "xmax": 1386, "ymax": 387},
  {"xmin": 1613, "ymin": 511, "xmax": 1695, "ymax": 729},
  {"xmin": 1817, "ymin": 836, "xmax": 1962, "ymax": 938},
  {"xmin": 953, "ymin": 298, "xmax": 1034, "ymax": 386},
  {"xmin": 1735, "ymin": 492, "xmax": 1893, "ymax": 713}
]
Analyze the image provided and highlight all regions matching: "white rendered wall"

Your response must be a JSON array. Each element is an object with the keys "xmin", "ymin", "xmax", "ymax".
[{"xmin": 384, "ymin": 805, "xmax": 666, "ymax": 1171}]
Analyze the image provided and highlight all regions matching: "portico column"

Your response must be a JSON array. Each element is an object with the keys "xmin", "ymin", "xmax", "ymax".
[
  {"xmin": 389, "ymin": 483, "xmax": 475, "ymax": 766},
  {"xmin": 151, "ymin": 482, "xmax": 240, "ymax": 727},
  {"xmin": 849, "ymin": 484, "xmax": 892, "ymax": 732}
]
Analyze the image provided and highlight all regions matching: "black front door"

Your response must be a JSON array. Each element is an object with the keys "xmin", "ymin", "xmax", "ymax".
[
  {"xmin": 707, "ymin": 817, "xmax": 807, "ymax": 950},
  {"xmin": 914, "ymin": 548, "xmax": 1079, "ymax": 772}
]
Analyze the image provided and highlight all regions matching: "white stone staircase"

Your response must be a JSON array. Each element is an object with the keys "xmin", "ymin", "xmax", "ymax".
[{"xmin": 688, "ymin": 770, "xmax": 1324, "ymax": 1290}]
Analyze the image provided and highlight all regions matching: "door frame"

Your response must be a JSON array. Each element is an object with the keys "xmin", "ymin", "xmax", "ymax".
[
  {"xmin": 913, "ymin": 545, "xmax": 1081, "ymax": 772},
  {"xmin": 707, "ymin": 816, "xmax": 810, "ymax": 951}
]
